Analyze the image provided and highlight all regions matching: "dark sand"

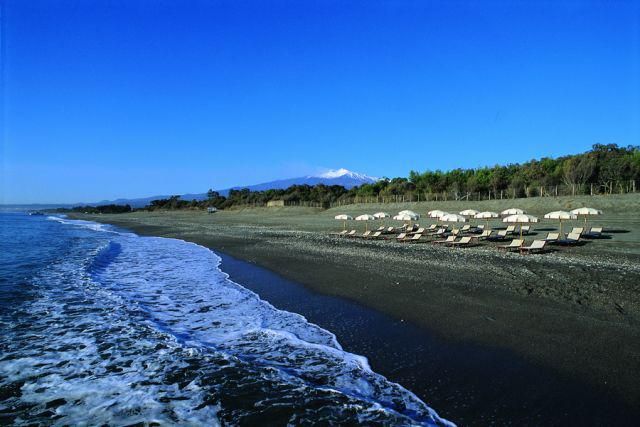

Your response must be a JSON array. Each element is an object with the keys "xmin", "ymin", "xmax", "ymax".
[
  {"xmin": 72, "ymin": 206, "xmax": 640, "ymax": 425},
  {"xmin": 220, "ymin": 252, "xmax": 637, "ymax": 425}
]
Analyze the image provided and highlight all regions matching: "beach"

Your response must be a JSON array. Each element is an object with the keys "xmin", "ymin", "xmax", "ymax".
[{"xmin": 71, "ymin": 193, "xmax": 640, "ymax": 424}]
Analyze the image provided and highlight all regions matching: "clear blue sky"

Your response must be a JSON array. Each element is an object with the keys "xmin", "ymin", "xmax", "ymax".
[{"xmin": 2, "ymin": 0, "xmax": 639, "ymax": 204}]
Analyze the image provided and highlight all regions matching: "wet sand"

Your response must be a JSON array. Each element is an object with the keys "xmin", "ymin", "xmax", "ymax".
[{"xmin": 71, "ymin": 202, "xmax": 640, "ymax": 424}]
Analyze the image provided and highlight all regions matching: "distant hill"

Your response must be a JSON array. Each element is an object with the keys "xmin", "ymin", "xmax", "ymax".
[{"xmin": 81, "ymin": 168, "xmax": 378, "ymax": 208}]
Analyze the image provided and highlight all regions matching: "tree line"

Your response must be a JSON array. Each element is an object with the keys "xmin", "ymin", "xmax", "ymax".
[
  {"xmin": 353, "ymin": 143, "xmax": 639, "ymax": 200},
  {"xmin": 55, "ymin": 204, "xmax": 133, "ymax": 214},
  {"xmin": 141, "ymin": 184, "xmax": 350, "ymax": 211}
]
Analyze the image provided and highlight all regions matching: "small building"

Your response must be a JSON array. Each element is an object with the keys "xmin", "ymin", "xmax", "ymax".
[
  {"xmin": 267, "ymin": 200, "xmax": 285, "ymax": 207},
  {"xmin": 207, "ymin": 207, "xmax": 218, "ymax": 213}
]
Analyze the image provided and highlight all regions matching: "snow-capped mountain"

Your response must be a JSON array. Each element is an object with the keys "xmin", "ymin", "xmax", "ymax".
[
  {"xmin": 313, "ymin": 168, "xmax": 378, "ymax": 181},
  {"xmin": 82, "ymin": 169, "xmax": 378, "ymax": 207},
  {"xmin": 218, "ymin": 168, "xmax": 378, "ymax": 195}
]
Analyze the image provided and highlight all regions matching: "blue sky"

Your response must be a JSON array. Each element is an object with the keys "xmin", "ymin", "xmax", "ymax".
[{"xmin": 2, "ymin": 0, "xmax": 639, "ymax": 204}]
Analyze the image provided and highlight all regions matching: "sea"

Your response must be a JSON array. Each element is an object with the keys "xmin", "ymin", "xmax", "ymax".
[{"xmin": 0, "ymin": 212, "xmax": 453, "ymax": 426}]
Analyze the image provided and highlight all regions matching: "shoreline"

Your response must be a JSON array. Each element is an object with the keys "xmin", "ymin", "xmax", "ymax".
[
  {"xmin": 70, "ymin": 208, "xmax": 640, "ymax": 423},
  {"xmin": 218, "ymin": 251, "xmax": 636, "ymax": 425}
]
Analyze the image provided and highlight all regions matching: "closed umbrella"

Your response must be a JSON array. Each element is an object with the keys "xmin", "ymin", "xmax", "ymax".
[
  {"xmin": 544, "ymin": 211, "xmax": 577, "ymax": 236},
  {"xmin": 501, "ymin": 208, "xmax": 525, "ymax": 216},
  {"xmin": 474, "ymin": 211, "xmax": 499, "ymax": 229},
  {"xmin": 334, "ymin": 214, "xmax": 353, "ymax": 231},
  {"xmin": 569, "ymin": 207, "xmax": 602, "ymax": 227},
  {"xmin": 503, "ymin": 214, "xmax": 538, "ymax": 239},
  {"xmin": 355, "ymin": 214, "xmax": 376, "ymax": 231}
]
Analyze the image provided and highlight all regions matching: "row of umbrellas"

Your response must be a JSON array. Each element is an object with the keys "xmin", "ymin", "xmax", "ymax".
[{"xmin": 335, "ymin": 207, "xmax": 603, "ymax": 236}]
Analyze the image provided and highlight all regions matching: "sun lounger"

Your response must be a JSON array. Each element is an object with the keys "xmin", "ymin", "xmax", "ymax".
[
  {"xmin": 449, "ymin": 236, "xmax": 473, "ymax": 247},
  {"xmin": 570, "ymin": 227, "xmax": 584, "ymax": 236},
  {"xmin": 346, "ymin": 230, "xmax": 357, "ymax": 237},
  {"xmin": 505, "ymin": 225, "xmax": 516, "ymax": 234},
  {"xmin": 375, "ymin": 226, "xmax": 386, "ymax": 232},
  {"xmin": 584, "ymin": 227, "xmax": 603, "ymax": 238},
  {"xmin": 543, "ymin": 232, "xmax": 560, "ymax": 242},
  {"xmin": 367, "ymin": 231, "xmax": 383, "ymax": 239},
  {"xmin": 559, "ymin": 232, "xmax": 582, "ymax": 245},
  {"xmin": 488, "ymin": 230, "xmax": 508, "ymax": 241},
  {"xmin": 520, "ymin": 240, "xmax": 547, "ymax": 254},
  {"xmin": 331, "ymin": 230, "xmax": 349, "ymax": 236},
  {"xmin": 471, "ymin": 230, "xmax": 492, "ymax": 240},
  {"xmin": 409, "ymin": 227, "xmax": 425, "ymax": 235},
  {"xmin": 360, "ymin": 230, "xmax": 372, "ymax": 238},
  {"xmin": 476, "ymin": 224, "xmax": 485, "ymax": 231},
  {"xmin": 426, "ymin": 224, "xmax": 438, "ymax": 232},
  {"xmin": 497, "ymin": 239, "xmax": 524, "ymax": 251},
  {"xmin": 404, "ymin": 224, "xmax": 418, "ymax": 232},
  {"xmin": 407, "ymin": 233, "xmax": 424, "ymax": 243},
  {"xmin": 433, "ymin": 235, "xmax": 456, "ymax": 245},
  {"xmin": 567, "ymin": 232, "xmax": 581, "ymax": 242},
  {"xmin": 460, "ymin": 225, "xmax": 471, "ymax": 233},
  {"xmin": 385, "ymin": 226, "xmax": 397, "ymax": 234},
  {"xmin": 520, "ymin": 225, "xmax": 532, "ymax": 235},
  {"xmin": 429, "ymin": 228, "xmax": 447, "ymax": 237},
  {"xmin": 395, "ymin": 232, "xmax": 407, "ymax": 242}
]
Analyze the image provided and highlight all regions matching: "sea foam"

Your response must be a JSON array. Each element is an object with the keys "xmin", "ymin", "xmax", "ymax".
[{"xmin": 0, "ymin": 216, "xmax": 453, "ymax": 426}]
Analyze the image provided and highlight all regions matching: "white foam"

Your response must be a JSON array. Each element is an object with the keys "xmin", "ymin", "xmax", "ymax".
[{"xmin": 1, "ymin": 217, "xmax": 454, "ymax": 426}]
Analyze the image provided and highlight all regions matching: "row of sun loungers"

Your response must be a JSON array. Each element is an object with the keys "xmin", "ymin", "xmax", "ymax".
[
  {"xmin": 338, "ymin": 227, "xmax": 600, "ymax": 242},
  {"xmin": 334, "ymin": 222, "xmax": 606, "ymax": 255}
]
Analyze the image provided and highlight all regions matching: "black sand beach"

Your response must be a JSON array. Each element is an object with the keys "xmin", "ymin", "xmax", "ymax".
[
  {"xmin": 220, "ymin": 252, "xmax": 638, "ymax": 425},
  {"xmin": 72, "ymin": 196, "xmax": 640, "ymax": 425}
]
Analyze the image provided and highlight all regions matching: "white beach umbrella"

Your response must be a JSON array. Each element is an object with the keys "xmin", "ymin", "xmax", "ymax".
[
  {"xmin": 393, "ymin": 213, "xmax": 419, "ymax": 221},
  {"xmin": 501, "ymin": 208, "xmax": 525, "ymax": 216},
  {"xmin": 427, "ymin": 210, "xmax": 448, "ymax": 225},
  {"xmin": 398, "ymin": 210, "xmax": 421, "ymax": 219},
  {"xmin": 503, "ymin": 214, "xmax": 539, "ymax": 239},
  {"xmin": 427, "ymin": 210, "xmax": 448, "ymax": 219},
  {"xmin": 334, "ymin": 214, "xmax": 353, "ymax": 231},
  {"xmin": 569, "ymin": 207, "xmax": 603, "ymax": 226},
  {"xmin": 474, "ymin": 211, "xmax": 499, "ymax": 228},
  {"xmin": 373, "ymin": 212, "xmax": 390, "ymax": 227},
  {"xmin": 544, "ymin": 211, "xmax": 577, "ymax": 235},
  {"xmin": 459, "ymin": 209, "xmax": 480, "ymax": 217},
  {"xmin": 355, "ymin": 214, "xmax": 376, "ymax": 231},
  {"xmin": 440, "ymin": 213, "xmax": 468, "ymax": 226},
  {"xmin": 393, "ymin": 213, "xmax": 419, "ymax": 226}
]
